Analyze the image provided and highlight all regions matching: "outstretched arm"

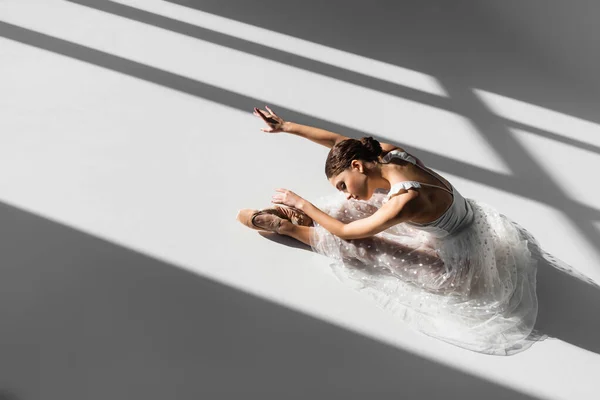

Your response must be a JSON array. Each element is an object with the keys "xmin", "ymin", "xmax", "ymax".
[
  {"xmin": 280, "ymin": 190, "xmax": 419, "ymax": 240},
  {"xmin": 254, "ymin": 106, "xmax": 403, "ymax": 151},
  {"xmin": 283, "ymin": 122, "xmax": 348, "ymax": 149}
]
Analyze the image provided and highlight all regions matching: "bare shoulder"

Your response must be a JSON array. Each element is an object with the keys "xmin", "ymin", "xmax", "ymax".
[
  {"xmin": 385, "ymin": 188, "xmax": 420, "ymax": 205},
  {"xmin": 380, "ymin": 145, "xmax": 428, "ymax": 169},
  {"xmin": 380, "ymin": 143, "xmax": 405, "ymax": 155},
  {"xmin": 382, "ymin": 189, "xmax": 420, "ymax": 221}
]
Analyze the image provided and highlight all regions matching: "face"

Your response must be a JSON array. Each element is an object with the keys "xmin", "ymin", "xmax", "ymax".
[{"xmin": 329, "ymin": 161, "xmax": 372, "ymax": 200}]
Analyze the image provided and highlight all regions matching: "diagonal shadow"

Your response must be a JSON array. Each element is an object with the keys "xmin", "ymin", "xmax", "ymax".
[
  {"xmin": 149, "ymin": 0, "xmax": 600, "ymax": 259},
  {"xmin": 65, "ymin": 0, "xmax": 456, "ymax": 116},
  {"xmin": 450, "ymin": 81, "xmax": 600, "ymax": 350},
  {"xmin": 91, "ymin": 0, "xmax": 600, "ymax": 354},
  {"xmin": 4, "ymin": 18, "xmax": 591, "ymax": 218},
  {"xmin": 66, "ymin": 0, "xmax": 600, "ymax": 160},
  {"xmin": 437, "ymin": 79, "xmax": 600, "ymax": 350},
  {"xmin": 439, "ymin": 78, "xmax": 600, "ymax": 259},
  {"xmin": 0, "ymin": 200, "xmax": 545, "ymax": 399},
  {"xmin": 57, "ymin": 1, "xmax": 600, "ymax": 244},
  {"xmin": 153, "ymin": 0, "xmax": 600, "ymax": 259},
  {"xmin": 167, "ymin": 0, "xmax": 600, "ymax": 126},
  {"xmin": 503, "ymin": 119, "xmax": 600, "ymax": 157},
  {"xmin": 3, "ymin": 20, "xmax": 600, "ymax": 354},
  {"xmin": 529, "ymin": 241, "xmax": 600, "ymax": 353}
]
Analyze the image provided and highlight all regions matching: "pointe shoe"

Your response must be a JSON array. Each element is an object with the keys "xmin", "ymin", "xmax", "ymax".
[
  {"xmin": 237, "ymin": 208, "xmax": 286, "ymax": 233},
  {"xmin": 270, "ymin": 204, "xmax": 313, "ymax": 227}
]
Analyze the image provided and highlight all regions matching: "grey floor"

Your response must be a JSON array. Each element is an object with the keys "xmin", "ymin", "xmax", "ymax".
[{"xmin": 1, "ymin": 1, "xmax": 600, "ymax": 399}]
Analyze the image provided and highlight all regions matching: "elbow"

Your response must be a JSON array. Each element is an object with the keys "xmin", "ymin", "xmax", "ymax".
[
  {"xmin": 336, "ymin": 231, "xmax": 350, "ymax": 241},
  {"xmin": 337, "ymin": 222, "xmax": 380, "ymax": 240},
  {"xmin": 336, "ymin": 226, "xmax": 352, "ymax": 241},
  {"xmin": 337, "ymin": 229, "xmax": 368, "ymax": 241}
]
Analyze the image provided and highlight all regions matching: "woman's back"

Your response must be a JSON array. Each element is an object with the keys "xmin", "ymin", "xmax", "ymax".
[{"xmin": 380, "ymin": 149, "xmax": 454, "ymax": 225}]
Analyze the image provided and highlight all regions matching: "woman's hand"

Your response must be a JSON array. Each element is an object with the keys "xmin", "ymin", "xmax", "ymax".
[
  {"xmin": 271, "ymin": 188, "xmax": 305, "ymax": 209},
  {"xmin": 254, "ymin": 106, "xmax": 286, "ymax": 133}
]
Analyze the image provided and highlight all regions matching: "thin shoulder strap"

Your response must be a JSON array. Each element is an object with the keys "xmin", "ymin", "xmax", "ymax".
[
  {"xmin": 418, "ymin": 182, "xmax": 453, "ymax": 195},
  {"xmin": 384, "ymin": 150, "xmax": 453, "ymax": 193},
  {"xmin": 412, "ymin": 164, "xmax": 453, "ymax": 193}
]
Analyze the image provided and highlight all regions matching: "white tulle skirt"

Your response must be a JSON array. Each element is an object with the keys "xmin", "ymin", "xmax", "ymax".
[{"xmin": 310, "ymin": 192, "xmax": 546, "ymax": 355}]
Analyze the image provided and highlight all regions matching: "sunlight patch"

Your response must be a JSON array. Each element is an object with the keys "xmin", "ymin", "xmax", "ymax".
[
  {"xmin": 0, "ymin": 0, "xmax": 461, "ymax": 170},
  {"xmin": 511, "ymin": 127, "xmax": 600, "ymax": 212},
  {"xmin": 473, "ymin": 89, "xmax": 600, "ymax": 148},
  {"xmin": 111, "ymin": 0, "xmax": 447, "ymax": 97}
]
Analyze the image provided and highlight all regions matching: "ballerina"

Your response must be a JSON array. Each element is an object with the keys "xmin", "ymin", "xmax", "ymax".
[{"xmin": 237, "ymin": 106, "xmax": 545, "ymax": 355}]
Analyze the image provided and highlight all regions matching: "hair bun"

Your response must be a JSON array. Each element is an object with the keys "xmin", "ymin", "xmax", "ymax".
[{"xmin": 359, "ymin": 137, "xmax": 383, "ymax": 158}]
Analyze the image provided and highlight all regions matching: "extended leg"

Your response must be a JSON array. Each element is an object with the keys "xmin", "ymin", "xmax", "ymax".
[{"xmin": 279, "ymin": 222, "xmax": 312, "ymax": 246}]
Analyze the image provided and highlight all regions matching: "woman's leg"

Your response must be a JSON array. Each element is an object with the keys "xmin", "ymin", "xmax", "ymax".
[
  {"xmin": 277, "ymin": 220, "xmax": 441, "ymax": 264},
  {"xmin": 279, "ymin": 221, "xmax": 312, "ymax": 246},
  {"xmin": 278, "ymin": 222, "xmax": 441, "ymax": 265}
]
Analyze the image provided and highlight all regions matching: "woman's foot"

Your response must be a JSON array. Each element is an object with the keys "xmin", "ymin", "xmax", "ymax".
[
  {"xmin": 271, "ymin": 204, "xmax": 313, "ymax": 226},
  {"xmin": 237, "ymin": 208, "xmax": 293, "ymax": 234}
]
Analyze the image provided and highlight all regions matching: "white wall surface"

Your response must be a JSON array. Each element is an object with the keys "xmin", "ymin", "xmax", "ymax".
[{"xmin": 0, "ymin": 1, "xmax": 599, "ymax": 399}]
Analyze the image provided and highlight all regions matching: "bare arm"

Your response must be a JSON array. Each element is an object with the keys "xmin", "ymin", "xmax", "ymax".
[
  {"xmin": 282, "ymin": 122, "xmax": 348, "ymax": 148},
  {"xmin": 297, "ymin": 190, "xmax": 419, "ymax": 240},
  {"xmin": 254, "ymin": 106, "xmax": 402, "ymax": 151},
  {"xmin": 283, "ymin": 121, "xmax": 404, "ymax": 153}
]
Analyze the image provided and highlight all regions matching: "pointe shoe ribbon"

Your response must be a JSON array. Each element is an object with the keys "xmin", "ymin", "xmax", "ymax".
[{"xmin": 236, "ymin": 205, "xmax": 313, "ymax": 233}]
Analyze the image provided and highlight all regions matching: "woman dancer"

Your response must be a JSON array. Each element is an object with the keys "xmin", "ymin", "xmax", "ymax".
[{"xmin": 237, "ymin": 106, "xmax": 545, "ymax": 355}]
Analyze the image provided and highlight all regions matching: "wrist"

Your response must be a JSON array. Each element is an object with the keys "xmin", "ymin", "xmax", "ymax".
[
  {"xmin": 297, "ymin": 199, "xmax": 309, "ymax": 211},
  {"xmin": 282, "ymin": 121, "xmax": 295, "ymax": 133}
]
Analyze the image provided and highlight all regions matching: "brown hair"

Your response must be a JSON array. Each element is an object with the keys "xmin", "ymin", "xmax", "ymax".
[{"xmin": 325, "ymin": 137, "xmax": 382, "ymax": 178}]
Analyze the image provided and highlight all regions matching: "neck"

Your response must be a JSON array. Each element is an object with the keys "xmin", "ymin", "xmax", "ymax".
[{"xmin": 373, "ymin": 163, "xmax": 393, "ymax": 190}]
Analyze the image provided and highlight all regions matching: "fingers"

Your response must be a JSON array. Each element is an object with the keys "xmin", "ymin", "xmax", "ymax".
[
  {"xmin": 255, "ymin": 107, "xmax": 282, "ymax": 130},
  {"xmin": 254, "ymin": 107, "xmax": 270, "ymax": 123},
  {"xmin": 254, "ymin": 106, "xmax": 279, "ymax": 119},
  {"xmin": 254, "ymin": 106, "xmax": 283, "ymax": 134},
  {"xmin": 254, "ymin": 107, "xmax": 269, "ymax": 120},
  {"xmin": 271, "ymin": 193, "xmax": 283, "ymax": 204},
  {"xmin": 273, "ymin": 189, "xmax": 288, "ymax": 201},
  {"xmin": 254, "ymin": 107, "xmax": 272, "ymax": 118}
]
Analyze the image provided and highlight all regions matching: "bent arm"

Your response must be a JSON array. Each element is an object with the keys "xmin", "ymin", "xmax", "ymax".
[
  {"xmin": 282, "ymin": 122, "xmax": 348, "ymax": 148},
  {"xmin": 298, "ymin": 190, "xmax": 419, "ymax": 240},
  {"xmin": 283, "ymin": 121, "xmax": 402, "ymax": 152}
]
